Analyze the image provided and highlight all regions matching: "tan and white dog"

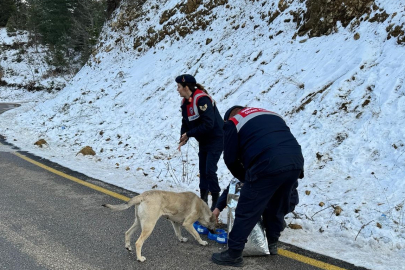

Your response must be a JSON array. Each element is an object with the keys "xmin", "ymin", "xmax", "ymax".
[{"xmin": 102, "ymin": 190, "xmax": 217, "ymax": 262}]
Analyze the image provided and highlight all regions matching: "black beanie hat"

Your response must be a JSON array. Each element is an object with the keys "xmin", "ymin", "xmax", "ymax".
[
  {"xmin": 224, "ymin": 105, "xmax": 245, "ymax": 121},
  {"xmin": 175, "ymin": 74, "xmax": 196, "ymax": 84}
]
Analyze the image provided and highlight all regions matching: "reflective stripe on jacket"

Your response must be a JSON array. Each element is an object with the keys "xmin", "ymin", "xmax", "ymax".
[
  {"xmin": 181, "ymin": 89, "xmax": 215, "ymax": 122},
  {"xmin": 230, "ymin": 107, "xmax": 284, "ymax": 132},
  {"xmin": 180, "ymin": 90, "xmax": 223, "ymax": 150}
]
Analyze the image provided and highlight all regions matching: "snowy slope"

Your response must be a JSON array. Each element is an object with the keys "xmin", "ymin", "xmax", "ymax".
[{"xmin": 1, "ymin": 0, "xmax": 405, "ymax": 269}]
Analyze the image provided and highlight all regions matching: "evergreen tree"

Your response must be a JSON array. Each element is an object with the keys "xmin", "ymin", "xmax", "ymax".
[
  {"xmin": 37, "ymin": 0, "xmax": 77, "ymax": 47},
  {"xmin": 6, "ymin": 0, "xmax": 28, "ymax": 32},
  {"xmin": 4, "ymin": 0, "xmax": 108, "ymax": 71},
  {"xmin": 71, "ymin": 0, "xmax": 107, "ymax": 64},
  {"xmin": 0, "ymin": 0, "xmax": 17, "ymax": 27},
  {"xmin": 25, "ymin": 0, "xmax": 43, "ymax": 49}
]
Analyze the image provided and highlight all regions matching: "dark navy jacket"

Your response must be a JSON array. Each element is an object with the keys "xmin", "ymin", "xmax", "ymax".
[
  {"xmin": 216, "ymin": 107, "xmax": 304, "ymax": 211},
  {"xmin": 180, "ymin": 90, "xmax": 223, "ymax": 151}
]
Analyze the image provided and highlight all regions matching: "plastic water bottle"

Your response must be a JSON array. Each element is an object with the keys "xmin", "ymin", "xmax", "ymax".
[{"xmin": 378, "ymin": 213, "xmax": 390, "ymax": 228}]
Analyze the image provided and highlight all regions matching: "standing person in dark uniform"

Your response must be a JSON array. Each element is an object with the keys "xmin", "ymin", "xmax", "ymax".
[
  {"xmin": 211, "ymin": 106, "xmax": 304, "ymax": 267},
  {"xmin": 176, "ymin": 74, "xmax": 223, "ymax": 211}
]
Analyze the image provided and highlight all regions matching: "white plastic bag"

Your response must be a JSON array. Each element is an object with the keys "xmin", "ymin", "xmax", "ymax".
[{"xmin": 227, "ymin": 178, "xmax": 270, "ymax": 256}]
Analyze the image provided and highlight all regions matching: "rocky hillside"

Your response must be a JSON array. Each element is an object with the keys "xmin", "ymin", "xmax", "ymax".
[{"xmin": 95, "ymin": 0, "xmax": 404, "ymax": 57}]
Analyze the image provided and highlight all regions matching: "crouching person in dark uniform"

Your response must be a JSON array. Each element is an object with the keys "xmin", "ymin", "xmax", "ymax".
[
  {"xmin": 211, "ymin": 106, "xmax": 304, "ymax": 267},
  {"xmin": 176, "ymin": 74, "xmax": 223, "ymax": 210}
]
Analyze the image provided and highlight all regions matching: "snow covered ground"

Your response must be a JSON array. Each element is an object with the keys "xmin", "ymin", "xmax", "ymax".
[
  {"xmin": 1, "ymin": 0, "xmax": 405, "ymax": 269},
  {"xmin": 0, "ymin": 29, "xmax": 70, "ymax": 90}
]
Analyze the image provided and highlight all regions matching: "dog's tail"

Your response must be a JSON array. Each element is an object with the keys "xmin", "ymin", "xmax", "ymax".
[{"xmin": 102, "ymin": 195, "xmax": 143, "ymax": 211}]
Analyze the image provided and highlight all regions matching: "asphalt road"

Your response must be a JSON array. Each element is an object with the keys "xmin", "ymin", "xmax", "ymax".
[
  {"xmin": 0, "ymin": 103, "xmax": 368, "ymax": 270},
  {"xmin": 0, "ymin": 148, "xmax": 326, "ymax": 270}
]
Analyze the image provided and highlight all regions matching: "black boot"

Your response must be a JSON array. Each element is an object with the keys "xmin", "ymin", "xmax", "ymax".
[
  {"xmin": 200, "ymin": 189, "xmax": 208, "ymax": 204},
  {"xmin": 268, "ymin": 237, "xmax": 279, "ymax": 255},
  {"xmin": 212, "ymin": 249, "xmax": 243, "ymax": 267},
  {"xmin": 210, "ymin": 192, "xmax": 219, "ymax": 211}
]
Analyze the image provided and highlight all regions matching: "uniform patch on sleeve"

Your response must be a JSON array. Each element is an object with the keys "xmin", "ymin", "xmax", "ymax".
[{"xmin": 199, "ymin": 104, "xmax": 208, "ymax": 111}]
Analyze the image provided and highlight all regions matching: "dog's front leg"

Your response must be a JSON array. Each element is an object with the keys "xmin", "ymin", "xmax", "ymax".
[
  {"xmin": 170, "ymin": 221, "xmax": 188, "ymax": 242},
  {"xmin": 183, "ymin": 223, "xmax": 208, "ymax": 246}
]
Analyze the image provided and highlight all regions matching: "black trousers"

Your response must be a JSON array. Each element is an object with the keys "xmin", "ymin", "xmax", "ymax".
[
  {"xmin": 289, "ymin": 180, "xmax": 299, "ymax": 212},
  {"xmin": 198, "ymin": 149, "xmax": 221, "ymax": 193},
  {"xmin": 228, "ymin": 170, "xmax": 301, "ymax": 251}
]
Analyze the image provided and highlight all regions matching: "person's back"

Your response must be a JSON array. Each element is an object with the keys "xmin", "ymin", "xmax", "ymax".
[{"xmin": 224, "ymin": 107, "xmax": 303, "ymax": 180}]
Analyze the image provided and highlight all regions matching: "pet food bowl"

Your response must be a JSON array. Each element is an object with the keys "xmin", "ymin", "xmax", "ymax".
[
  {"xmin": 193, "ymin": 221, "xmax": 209, "ymax": 235},
  {"xmin": 208, "ymin": 229, "xmax": 228, "ymax": 244}
]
